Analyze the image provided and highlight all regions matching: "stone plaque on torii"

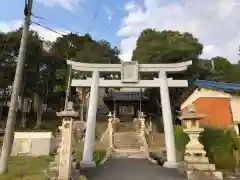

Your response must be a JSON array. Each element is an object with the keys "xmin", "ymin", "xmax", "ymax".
[
  {"xmin": 67, "ymin": 60, "xmax": 192, "ymax": 168},
  {"xmin": 121, "ymin": 61, "xmax": 139, "ymax": 83}
]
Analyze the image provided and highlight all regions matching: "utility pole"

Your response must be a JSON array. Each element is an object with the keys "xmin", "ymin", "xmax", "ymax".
[
  {"xmin": 64, "ymin": 66, "xmax": 72, "ymax": 109},
  {"xmin": 0, "ymin": 0, "xmax": 33, "ymax": 173},
  {"xmin": 211, "ymin": 58, "xmax": 215, "ymax": 71}
]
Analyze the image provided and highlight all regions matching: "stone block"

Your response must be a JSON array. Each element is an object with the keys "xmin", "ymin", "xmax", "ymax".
[
  {"xmin": 11, "ymin": 132, "xmax": 53, "ymax": 156},
  {"xmin": 180, "ymin": 162, "xmax": 216, "ymax": 171},
  {"xmin": 186, "ymin": 170, "xmax": 223, "ymax": 180}
]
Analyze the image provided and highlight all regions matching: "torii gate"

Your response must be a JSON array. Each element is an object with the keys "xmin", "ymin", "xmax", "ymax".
[{"xmin": 67, "ymin": 60, "xmax": 192, "ymax": 168}]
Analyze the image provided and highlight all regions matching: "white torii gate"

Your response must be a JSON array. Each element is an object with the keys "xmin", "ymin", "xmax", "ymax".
[{"xmin": 67, "ymin": 60, "xmax": 192, "ymax": 168}]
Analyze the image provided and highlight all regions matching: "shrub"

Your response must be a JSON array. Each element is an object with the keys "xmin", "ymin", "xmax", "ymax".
[
  {"xmin": 174, "ymin": 126, "xmax": 240, "ymax": 171},
  {"xmin": 93, "ymin": 150, "xmax": 106, "ymax": 164},
  {"xmin": 76, "ymin": 150, "xmax": 106, "ymax": 164},
  {"xmin": 174, "ymin": 125, "xmax": 189, "ymax": 151}
]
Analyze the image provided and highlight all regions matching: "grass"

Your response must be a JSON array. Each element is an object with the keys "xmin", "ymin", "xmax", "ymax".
[
  {"xmin": 0, "ymin": 141, "xmax": 108, "ymax": 180},
  {"xmin": 0, "ymin": 156, "xmax": 53, "ymax": 180}
]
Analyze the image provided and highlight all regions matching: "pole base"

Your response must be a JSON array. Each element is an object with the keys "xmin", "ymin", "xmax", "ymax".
[
  {"xmin": 163, "ymin": 161, "xmax": 178, "ymax": 168},
  {"xmin": 80, "ymin": 160, "xmax": 96, "ymax": 168}
]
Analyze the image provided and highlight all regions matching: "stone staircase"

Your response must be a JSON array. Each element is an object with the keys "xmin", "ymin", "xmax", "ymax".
[
  {"xmin": 113, "ymin": 131, "xmax": 148, "ymax": 159},
  {"xmin": 113, "ymin": 132, "xmax": 143, "ymax": 150},
  {"xmin": 109, "ymin": 115, "xmax": 149, "ymax": 159}
]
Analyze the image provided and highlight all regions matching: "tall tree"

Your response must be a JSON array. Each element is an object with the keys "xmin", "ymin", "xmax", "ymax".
[
  {"xmin": 132, "ymin": 29, "xmax": 203, "ymax": 64},
  {"xmin": 133, "ymin": 29, "xmax": 204, "ymax": 114},
  {"xmin": 53, "ymin": 33, "xmax": 120, "ymax": 120}
]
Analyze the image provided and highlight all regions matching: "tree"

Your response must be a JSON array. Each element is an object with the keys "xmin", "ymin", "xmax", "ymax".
[
  {"xmin": 210, "ymin": 56, "xmax": 240, "ymax": 83},
  {"xmin": 0, "ymin": 32, "xmax": 16, "ymax": 119},
  {"xmin": 132, "ymin": 29, "xmax": 203, "ymax": 64},
  {"xmin": 53, "ymin": 33, "xmax": 120, "ymax": 120},
  {"xmin": 4, "ymin": 28, "xmax": 44, "ymax": 128},
  {"xmin": 133, "ymin": 29, "xmax": 204, "ymax": 115}
]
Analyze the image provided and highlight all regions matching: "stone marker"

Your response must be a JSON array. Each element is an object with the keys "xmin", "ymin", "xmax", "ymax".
[{"xmin": 11, "ymin": 132, "xmax": 53, "ymax": 156}]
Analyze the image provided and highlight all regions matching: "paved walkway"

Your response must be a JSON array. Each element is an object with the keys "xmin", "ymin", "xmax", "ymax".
[{"xmin": 81, "ymin": 158, "xmax": 186, "ymax": 180}]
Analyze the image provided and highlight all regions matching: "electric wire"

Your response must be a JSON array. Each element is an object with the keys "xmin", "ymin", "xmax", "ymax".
[
  {"xmin": 31, "ymin": 21, "xmax": 66, "ymax": 36},
  {"xmin": 86, "ymin": 0, "xmax": 105, "ymax": 33},
  {"xmin": 31, "ymin": 13, "xmax": 80, "ymax": 35}
]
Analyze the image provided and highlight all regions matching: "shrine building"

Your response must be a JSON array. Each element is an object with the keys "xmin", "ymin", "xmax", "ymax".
[{"xmin": 180, "ymin": 80, "xmax": 240, "ymax": 134}]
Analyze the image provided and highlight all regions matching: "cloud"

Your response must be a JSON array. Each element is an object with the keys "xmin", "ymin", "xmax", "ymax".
[
  {"xmin": 35, "ymin": 0, "xmax": 85, "ymax": 11},
  {"xmin": 0, "ymin": 20, "xmax": 68, "ymax": 42},
  {"xmin": 118, "ymin": 0, "xmax": 240, "ymax": 62},
  {"xmin": 103, "ymin": 5, "xmax": 114, "ymax": 22}
]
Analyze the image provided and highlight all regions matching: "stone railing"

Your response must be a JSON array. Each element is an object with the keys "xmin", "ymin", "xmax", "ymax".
[
  {"xmin": 100, "ymin": 112, "xmax": 119, "ymax": 149},
  {"xmin": 138, "ymin": 112, "xmax": 149, "ymax": 152},
  {"xmin": 107, "ymin": 112, "xmax": 114, "ymax": 149}
]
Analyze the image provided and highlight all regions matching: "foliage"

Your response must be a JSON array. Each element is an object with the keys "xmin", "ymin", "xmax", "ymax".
[
  {"xmin": 132, "ymin": 29, "xmax": 203, "ymax": 64},
  {"xmin": 174, "ymin": 126, "xmax": 240, "ymax": 171},
  {"xmin": 174, "ymin": 125, "xmax": 189, "ymax": 151},
  {"xmin": 76, "ymin": 150, "xmax": 106, "ymax": 164},
  {"xmin": 133, "ymin": 29, "xmax": 240, "ymax": 114},
  {"xmin": 0, "ymin": 29, "xmax": 120, "ymax": 114}
]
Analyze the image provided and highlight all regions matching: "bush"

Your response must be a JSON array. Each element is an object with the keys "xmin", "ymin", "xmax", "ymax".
[
  {"xmin": 174, "ymin": 126, "xmax": 240, "ymax": 171},
  {"xmin": 174, "ymin": 125, "xmax": 189, "ymax": 151},
  {"xmin": 93, "ymin": 151, "xmax": 106, "ymax": 164},
  {"xmin": 76, "ymin": 150, "xmax": 106, "ymax": 164}
]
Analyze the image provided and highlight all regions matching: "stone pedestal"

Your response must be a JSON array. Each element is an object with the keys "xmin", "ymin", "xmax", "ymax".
[
  {"xmin": 54, "ymin": 102, "xmax": 79, "ymax": 180},
  {"xmin": 179, "ymin": 105, "xmax": 223, "ymax": 180}
]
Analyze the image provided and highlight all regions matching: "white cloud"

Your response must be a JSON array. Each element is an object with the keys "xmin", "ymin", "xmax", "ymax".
[
  {"xmin": 0, "ymin": 20, "xmax": 68, "ymax": 42},
  {"xmin": 118, "ymin": 0, "xmax": 240, "ymax": 62},
  {"xmin": 103, "ymin": 5, "xmax": 114, "ymax": 22},
  {"xmin": 35, "ymin": 0, "xmax": 85, "ymax": 11}
]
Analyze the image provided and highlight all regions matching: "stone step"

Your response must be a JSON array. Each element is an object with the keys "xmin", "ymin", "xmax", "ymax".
[
  {"xmin": 113, "ymin": 150, "xmax": 148, "ymax": 159},
  {"xmin": 180, "ymin": 162, "xmax": 216, "ymax": 171},
  {"xmin": 113, "ymin": 131, "xmax": 143, "ymax": 151},
  {"xmin": 114, "ymin": 139, "xmax": 142, "ymax": 144},
  {"xmin": 114, "ymin": 146, "xmax": 141, "ymax": 150}
]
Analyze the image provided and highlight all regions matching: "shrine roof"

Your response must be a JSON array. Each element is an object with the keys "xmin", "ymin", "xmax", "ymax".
[{"xmin": 193, "ymin": 80, "xmax": 240, "ymax": 92}]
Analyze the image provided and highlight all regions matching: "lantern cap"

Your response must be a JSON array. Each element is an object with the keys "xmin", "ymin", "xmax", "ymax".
[{"xmin": 56, "ymin": 102, "xmax": 79, "ymax": 117}]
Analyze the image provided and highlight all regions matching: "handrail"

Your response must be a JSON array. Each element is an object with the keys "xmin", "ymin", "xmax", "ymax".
[{"xmin": 137, "ymin": 115, "xmax": 149, "ymax": 152}]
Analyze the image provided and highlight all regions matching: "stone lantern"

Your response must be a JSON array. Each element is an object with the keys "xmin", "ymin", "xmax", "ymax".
[
  {"xmin": 179, "ymin": 104, "xmax": 223, "ymax": 180},
  {"xmin": 55, "ymin": 102, "xmax": 79, "ymax": 180}
]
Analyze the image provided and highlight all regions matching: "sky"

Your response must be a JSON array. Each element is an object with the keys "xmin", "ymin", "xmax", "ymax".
[{"xmin": 0, "ymin": 0, "xmax": 240, "ymax": 63}]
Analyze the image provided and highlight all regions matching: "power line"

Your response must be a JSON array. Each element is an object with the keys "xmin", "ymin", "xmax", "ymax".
[
  {"xmin": 31, "ymin": 13, "xmax": 81, "ymax": 35},
  {"xmin": 86, "ymin": 0, "xmax": 105, "ymax": 32},
  {"xmin": 32, "ymin": 21, "xmax": 66, "ymax": 36}
]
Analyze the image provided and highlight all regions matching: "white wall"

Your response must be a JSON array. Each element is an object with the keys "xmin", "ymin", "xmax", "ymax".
[{"xmin": 181, "ymin": 88, "xmax": 230, "ymax": 110}]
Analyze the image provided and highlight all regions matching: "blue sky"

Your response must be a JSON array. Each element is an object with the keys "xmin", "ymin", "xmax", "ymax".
[
  {"xmin": 0, "ymin": 0, "xmax": 130, "ymax": 47},
  {"xmin": 1, "ymin": 0, "xmax": 240, "ymax": 62}
]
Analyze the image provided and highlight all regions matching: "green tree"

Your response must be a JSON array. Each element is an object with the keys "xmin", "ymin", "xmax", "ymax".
[
  {"xmin": 210, "ymin": 56, "xmax": 240, "ymax": 83},
  {"xmin": 133, "ymin": 29, "xmax": 204, "ymax": 116},
  {"xmin": 53, "ymin": 33, "xmax": 120, "ymax": 120},
  {"xmin": 132, "ymin": 29, "xmax": 203, "ymax": 64}
]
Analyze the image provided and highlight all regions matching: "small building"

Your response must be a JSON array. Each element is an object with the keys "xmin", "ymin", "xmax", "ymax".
[
  {"xmin": 103, "ymin": 90, "xmax": 149, "ymax": 118},
  {"xmin": 181, "ymin": 80, "xmax": 240, "ymax": 133},
  {"xmin": 11, "ymin": 132, "xmax": 54, "ymax": 156}
]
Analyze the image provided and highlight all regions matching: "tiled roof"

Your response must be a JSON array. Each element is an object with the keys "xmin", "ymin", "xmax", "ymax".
[{"xmin": 194, "ymin": 80, "xmax": 240, "ymax": 92}]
